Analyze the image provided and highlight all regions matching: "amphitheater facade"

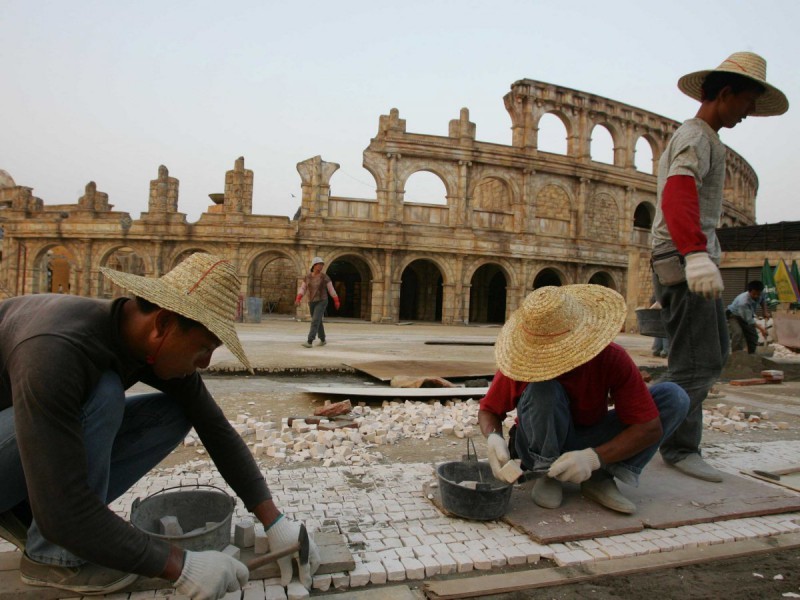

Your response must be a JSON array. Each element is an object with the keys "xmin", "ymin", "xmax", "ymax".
[{"xmin": 0, "ymin": 79, "xmax": 759, "ymax": 330}]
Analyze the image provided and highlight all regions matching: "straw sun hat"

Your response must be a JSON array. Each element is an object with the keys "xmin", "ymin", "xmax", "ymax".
[
  {"xmin": 495, "ymin": 285, "xmax": 626, "ymax": 383},
  {"xmin": 677, "ymin": 51, "xmax": 788, "ymax": 117},
  {"xmin": 100, "ymin": 252, "xmax": 252, "ymax": 372}
]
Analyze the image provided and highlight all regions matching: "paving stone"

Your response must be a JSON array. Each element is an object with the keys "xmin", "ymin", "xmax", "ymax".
[
  {"xmin": 366, "ymin": 560, "xmax": 387, "ymax": 584},
  {"xmin": 312, "ymin": 573, "xmax": 332, "ymax": 591}
]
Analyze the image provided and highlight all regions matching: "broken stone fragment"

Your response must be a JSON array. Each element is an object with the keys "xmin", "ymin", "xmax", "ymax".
[{"xmin": 314, "ymin": 399, "xmax": 353, "ymax": 417}]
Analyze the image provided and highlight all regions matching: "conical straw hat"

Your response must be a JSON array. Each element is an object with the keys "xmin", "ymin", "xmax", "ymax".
[
  {"xmin": 495, "ymin": 285, "xmax": 626, "ymax": 382},
  {"xmin": 677, "ymin": 51, "xmax": 788, "ymax": 117},
  {"xmin": 100, "ymin": 252, "xmax": 252, "ymax": 372}
]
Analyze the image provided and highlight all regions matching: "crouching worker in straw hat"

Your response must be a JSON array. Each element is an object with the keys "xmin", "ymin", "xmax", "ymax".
[
  {"xmin": 478, "ymin": 286, "xmax": 690, "ymax": 514},
  {"xmin": 651, "ymin": 52, "xmax": 787, "ymax": 483},
  {"xmin": 0, "ymin": 253, "xmax": 320, "ymax": 598}
]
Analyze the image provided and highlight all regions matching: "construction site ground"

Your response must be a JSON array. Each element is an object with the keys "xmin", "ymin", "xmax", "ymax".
[{"xmin": 2, "ymin": 315, "xmax": 800, "ymax": 599}]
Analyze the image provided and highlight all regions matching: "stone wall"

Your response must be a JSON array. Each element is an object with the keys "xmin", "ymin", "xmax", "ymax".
[{"xmin": 0, "ymin": 80, "xmax": 759, "ymax": 330}]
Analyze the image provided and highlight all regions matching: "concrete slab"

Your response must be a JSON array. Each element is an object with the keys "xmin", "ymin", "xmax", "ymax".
[
  {"xmin": 322, "ymin": 584, "xmax": 422, "ymax": 599},
  {"xmin": 301, "ymin": 385, "xmax": 489, "ymax": 398},
  {"xmin": 346, "ymin": 360, "xmax": 496, "ymax": 382},
  {"xmin": 426, "ymin": 456, "xmax": 800, "ymax": 545}
]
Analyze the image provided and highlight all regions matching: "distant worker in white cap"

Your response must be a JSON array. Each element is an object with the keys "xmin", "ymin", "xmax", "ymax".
[
  {"xmin": 479, "ymin": 285, "xmax": 689, "ymax": 514},
  {"xmin": 651, "ymin": 52, "xmax": 788, "ymax": 482},
  {"xmin": 0, "ymin": 253, "xmax": 319, "ymax": 598},
  {"xmin": 295, "ymin": 256, "xmax": 340, "ymax": 348}
]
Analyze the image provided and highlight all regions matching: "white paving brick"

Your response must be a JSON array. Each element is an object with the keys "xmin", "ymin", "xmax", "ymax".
[
  {"xmin": 435, "ymin": 552, "xmax": 458, "ymax": 575},
  {"xmin": 401, "ymin": 556, "xmax": 426, "ymax": 579},
  {"xmin": 365, "ymin": 560, "xmax": 387, "ymax": 584}
]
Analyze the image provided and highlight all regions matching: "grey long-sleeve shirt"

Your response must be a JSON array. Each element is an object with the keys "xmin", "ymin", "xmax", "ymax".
[{"xmin": 0, "ymin": 295, "xmax": 270, "ymax": 576}]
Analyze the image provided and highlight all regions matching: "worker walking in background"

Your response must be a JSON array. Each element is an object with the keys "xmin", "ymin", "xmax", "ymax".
[
  {"xmin": 727, "ymin": 280, "xmax": 771, "ymax": 353},
  {"xmin": 650, "ymin": 52, "xmax": 788, "ymax": 482},
  {"xmin": 295, "ymin": 256, "xmax": 340, "ymax": 348}
]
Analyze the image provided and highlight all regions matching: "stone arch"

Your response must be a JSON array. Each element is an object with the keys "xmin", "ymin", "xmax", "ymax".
[
  {"xmin": 535, "ymin": 184, "xmax": 572, "ymax": 220},
  {"xmin": 398, "ymin": 258, "xmax": 446, "ymax": 322},
  {"xmin": 587, "ymin": 270, "xmax": 618, "ymax": 290},
  {"xmin": 589, "ymin": 123, "xmax": 615, "ymax": 165},
  {"xmin": 169, "ymin": 247, "xmax": 214, "ymax": 271},
  {"xmin": 535, "ymin": 111, "xmax": 571, "ymax": 155},
  {"xmin": 468, "ymin": 262, "xmax": 508, "ymax": 324},
  {"xmin": 98, "ymin": 246, "xmax": 151, "ymax": 299},
  {"xmin": 471, "ymin": 176, "xmax": 512, "ymax": 212},
  {"xmin": 586, "ymin": 192, "xmax": 620, "ymax": 243},
  {"xmin": 327, "ymin": 253, "xmax": 376, "ymax": 320},
  {"xmin": 30, "ymin": 244, "xmax": 79, "ymax": 294},
  {"xmin": 633, "ymin": 201, "xmax": 655, "ymax": 229},
  {"xmin": 247, "ymin": 250, "xmax": 301, "ymax": 316},
  {"xmin": 396, "ymin": 160, "xmax": 455, "ymax": 199},
  {"xmin": 403, "ymin": 169, "xmax": 450, "ymax": 206},
  {"xmin": 634, "ymin": 135, "xmax": 657, "ymax": 174},
  {"xmin": 532, "ymin": 266, "xmax": 566, "ymax": 289}
]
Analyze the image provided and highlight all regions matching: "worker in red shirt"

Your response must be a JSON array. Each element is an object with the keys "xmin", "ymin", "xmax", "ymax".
[{"xmin": 479, "ymin": 285, "xmax": 689, "ymax": 514}]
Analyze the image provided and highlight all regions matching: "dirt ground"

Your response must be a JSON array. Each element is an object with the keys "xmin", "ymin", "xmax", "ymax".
[
  {"xmin": 479, "ymin": 547, "xmax": 800, "ymax": 599},
  {"xmin": 145, "ymin": 368, "xmax": 800, "ymax": 599}
]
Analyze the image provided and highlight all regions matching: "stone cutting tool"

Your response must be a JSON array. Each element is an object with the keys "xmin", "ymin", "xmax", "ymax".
[{"xmin": 245, "ymin": 523, "xmax": 310, "ymax": 571}]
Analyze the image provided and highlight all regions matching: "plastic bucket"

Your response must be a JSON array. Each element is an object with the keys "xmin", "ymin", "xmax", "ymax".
[
  {"xmin": 130, "ymin": 486, "xmax": 235, "ymax": 551},
  {"xmin": 436, "ymin": 460, "xmax": 512, "ymax": 521},
  {"xmin": 635, "ymin": 308, "xmax": 667, "ymax": 338}
]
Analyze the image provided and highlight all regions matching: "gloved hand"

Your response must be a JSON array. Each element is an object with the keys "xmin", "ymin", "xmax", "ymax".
[
  {"xmin": 174, "ymin": 550, "xmax": 248, "ymax": 600},
  {"xmin": 548, "ymin": 448, "xmax": 601, "ymax": 484},
  {"xmin": 684, "ymin": 252, "xmax": 724, "ymax": 299},
  {"xmin": 487, "ymin": 432, "xmax": 511, "ymax": 480},
  {"xmin": 294, "ymin": 294, "xmax": 303, "ymax": 306},
  {"xmin": 266, "ymin": 516, "xmax": 321, "ymax": 589},
  {"xmin": 333, "ymin": 297, "xmax": 341, "ymax": 310}
]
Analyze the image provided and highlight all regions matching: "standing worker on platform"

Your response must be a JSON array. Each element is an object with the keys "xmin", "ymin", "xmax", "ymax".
[
  {"xmin": 650, "ymin": 52, "xmax": 788, "ymax": 482},
  {"xmin": 295, "ymin": 256, "xmax": 340, "ymax": 348},
  {"xmin": 0, "ymin": 253, "xmax": 319, "ymax": 598}
]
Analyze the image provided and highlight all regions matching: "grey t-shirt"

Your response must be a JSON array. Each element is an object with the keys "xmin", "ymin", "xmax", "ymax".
[
  {"xmin": 651, "ymin": 118, "xmax": 727, "ymax": 263},
  {"xmin": 0, "ymin": 295, "xmax": 270, "ymax": 577}
]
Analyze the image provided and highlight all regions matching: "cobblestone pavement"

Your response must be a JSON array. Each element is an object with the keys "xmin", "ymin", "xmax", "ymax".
[{"xmin": 3, "ymin": 317, "xmax": 799, "ymax": 599}]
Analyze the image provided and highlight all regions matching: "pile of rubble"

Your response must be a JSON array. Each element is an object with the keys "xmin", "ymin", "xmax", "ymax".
[
  {"xmin": 184, "ymin": 398, "xmax": 482, "ymax": 467},
  {"xmin": 771, "ymin": 343, "xmax": 800, "ymax": 361},
  {"xmin": 703, "ymin": 402, "xmax": 788, "ymax": 433}
]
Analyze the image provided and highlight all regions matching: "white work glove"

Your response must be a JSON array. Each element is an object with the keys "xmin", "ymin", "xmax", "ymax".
[
  {"xmin": 175, "ymin": 550, "xmax": 249, "ymax": 600},
  {"xmin": 487, "ymin": 432, "xmax": 511, "ymax": 480},
  {"xmin": 684, "ymin": 252, "xmax": 724, "ymax": 299},
  {"xmin": 266, "ymin": 516, "xmax": 321, "ymax": 589},
  {"xmin": 548, "ymin": 448, "xmax": 601, "ymax": 484}
]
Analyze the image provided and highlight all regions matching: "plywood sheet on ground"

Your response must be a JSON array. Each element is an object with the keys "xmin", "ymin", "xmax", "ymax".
[
  {"xmin": 0, "ymin": 532, "xmax": 352, "ymax": 599},
  {"xmin": 302, "ymin": 385, "xmax": 489, "ymax": 398},
  {"xmin": 346, "ymin": 360, "xmax": 495, "ymax": 382},
  {"xmin": 425, "ymin": 456, "xmax": 800, "ymax": 545}
]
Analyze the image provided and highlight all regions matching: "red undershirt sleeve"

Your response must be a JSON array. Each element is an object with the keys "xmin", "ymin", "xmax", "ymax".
[{"xmin": 661, "ymin": 174, "xmax": 707, "ymax": 255}]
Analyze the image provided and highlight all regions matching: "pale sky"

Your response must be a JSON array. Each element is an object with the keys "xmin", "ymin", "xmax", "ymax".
[{"xmin": 2, "ymin": 0, "xmax": 798, "ymax": 224}]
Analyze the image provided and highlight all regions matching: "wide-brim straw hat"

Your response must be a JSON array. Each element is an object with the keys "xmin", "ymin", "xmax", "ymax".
[
  {"xmin": 677, "ymin": 51, "xmax": 788, "ymax": 117},
  {"xmin": 100, "ymin": 252, "xmax": 252, "ymax": 373},
  {"xmin": 495, "ymin": 285, "xmax": 626, "ymax": 382}
]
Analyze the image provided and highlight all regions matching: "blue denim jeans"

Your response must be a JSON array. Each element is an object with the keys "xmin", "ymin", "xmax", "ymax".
[
  {"xmin": 513, "ymin": 380, "xmax": 689, "ymax": 486},
  {"xmin": 653, "ymin": 275, "xmax": 729, "ymax": 464},
  {"xmin": 0, "ymin": 371, "xmax": 190, "ymax": 566},
  {"xmin": 307, "ymin": 299, "xmax": 328, "ymax": 344}
]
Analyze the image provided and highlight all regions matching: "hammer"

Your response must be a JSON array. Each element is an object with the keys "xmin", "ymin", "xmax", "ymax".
[{"xmin": 246, "ymin": 523, "xmax": 310, "ymax": 571}]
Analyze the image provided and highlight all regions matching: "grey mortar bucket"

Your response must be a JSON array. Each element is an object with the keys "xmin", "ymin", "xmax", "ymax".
[{"xmin": 130, "ymin": 485, "xmax": 236, "ymax": 551}]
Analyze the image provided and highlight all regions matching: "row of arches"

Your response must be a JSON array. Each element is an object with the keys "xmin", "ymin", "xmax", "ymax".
[{"xmin": 28, "ymin": 245, "xmax": 620, "ymax": 325}]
